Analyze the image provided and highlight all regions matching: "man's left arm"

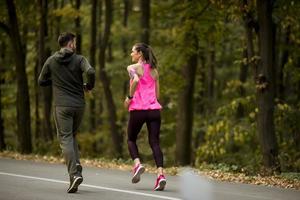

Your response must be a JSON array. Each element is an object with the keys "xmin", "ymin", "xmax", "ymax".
[
  {"xmin": 38, "ymin": 59, "xmax": 52, "ymax": 86},
  {"xmin": 81, "ymin": 57, "xmax": 95, "ymax": 91}
]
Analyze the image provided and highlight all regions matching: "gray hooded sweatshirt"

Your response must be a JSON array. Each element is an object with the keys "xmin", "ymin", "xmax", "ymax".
[{"xmin": 38, "ymin": 48, "xmax": 95, "ymax": 107}]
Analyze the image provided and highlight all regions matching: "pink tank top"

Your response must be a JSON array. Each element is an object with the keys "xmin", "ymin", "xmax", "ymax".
[{"xmin": 128, "ymin": 63, "xmax": 162, "ymax": 111}]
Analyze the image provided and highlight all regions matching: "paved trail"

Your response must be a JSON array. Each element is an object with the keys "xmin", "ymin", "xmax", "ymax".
[{"xmin": 0, "ymin": 158, "xmax": 299, "ymax": 200}]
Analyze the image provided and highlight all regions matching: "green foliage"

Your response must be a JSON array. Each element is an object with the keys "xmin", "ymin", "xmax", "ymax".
[
  {"xmin": 275, "ymin": 103, "xmax": 300, "ymax": 171},
  {"xmin": 52, "ymin": 4, "xmax": 81, "ymax": 19},
  {"xmin": 280, "ymin": 172, "xmax": 300, "ymax": 181},
  {"xmin": 194, "ymin": 75, "xmax": 260, "ymax": 173},
  {"xmin": 33, "ymin": 140, "xmax": 61, "ymax": 156},
  {"xmin": 195, "ymin": 118, "xmax": 258, "ymax": 165},
  {"xmin": 77, "ymin": 132, "xmax": 103, "ymax": 158}
]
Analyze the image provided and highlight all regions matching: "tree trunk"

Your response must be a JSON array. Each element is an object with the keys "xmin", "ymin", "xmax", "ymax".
[
  {"xmin": 296, "ymin": 58, "xmax": 300, "ymax": 102},
  {"xmin": 34, "ymin": 46, "xmax": 41, "ymax": 143},
  {"xmin": 239, "ymin": 48, "xmax": 249, "ymax": 88},
  {"xmin": 54, "ymin": 0, "xmax": 64, "ymax": 39},
  {"xmin": 195, "ymin": 48, "xmax": 206, "ymax": 114},
  {"xmin": 122, "ymin": 0, "xmax": 130, "ymax": 57},
  {"xmin": 199, "ymin": 50, "xmax": 206, "ymax": 111},
  {"xmin": 52, "ymin": 0, "xmax": 64, "ymax": 138},
  {"xmin": 239, "ymin": 0, "xmax": 257, "ymax": 119},
  {"xmin": 0, "ymin": 78, "xmax": 5, "ymax": 151},
  {"xmin": 0, "ymin": 42, "xmax": 6, "ymax": 150},
  {"xmin": 256, "ymin": 0, "xmax": 280, "ymax": 173},
  {"xmin": 43, "ymin": 50, "xmax": 53, "ymax": 141},
  {"xmin": 175, "ymin": 1, "xmax": 209, "ymax": 165},
  {"xmin": 277, "ymin": 25, "xmax": 290, "ymax": 101},
  {"xmin": 207, "ymin": 40, "xmax": 215, "ymax": 99},
  {"xmin": 193, "ymin": 48, "xmax": 206, "ymax": 150},
  {"xmin": 38, "ymin": 0, "xmax": 53, "ymax": 142},
  {"xmin": 140, "ymin": 0, "xmax": 150, "ymax": 44},
  {"xmin": 121, "ymin": 0, "xmax": 131, "ymax": 126},
  {"xmin": 6, "ymin": 0, "xmax": 32, "ymax": 153},
  {"xmin": 176, "ymin": 35, "xmax": 198, "ymax": 165},
  {"xmin": 89, "ymin": 0, "xmax": 97, "ymax": 133},
  {"xmin": 99, "ymin": 0, "xmax": 123, "ymax": 157},
  {"xmin": 107, "ymin": 41, "xmax": 113, "ymax": 62},
  {"xmin": 75, "ymin": 0, "xmax": 82, "ymax": 54},
  {"xmin": 236, "ymin": 48, "xmax": 248, "ymax": 118},
  {"xmin": 97, "ymin": 0, "xmax": 104, "ymax": 126},
  {"xmin": 297, "ymin": 57, "xmax": 300, "ymax": 104},
  {"xmin": 242, "ymin": 0, "xmax": 257, "ymax": 80},
  {"xmin": 122, "ymin": 0, "xmax": 130, "ymax": 94},
  {"xmin": 294, "ymin": 58, "xmax": 300, "ymax": 150}
]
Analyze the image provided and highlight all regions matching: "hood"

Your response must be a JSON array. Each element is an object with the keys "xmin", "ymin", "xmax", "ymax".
[{"xmin": 54, "ymin": 48, "xmax": 75, "ymax": 64}]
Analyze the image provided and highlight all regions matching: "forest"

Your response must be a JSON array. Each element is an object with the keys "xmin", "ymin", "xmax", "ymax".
[{"xmin": 0, "ymin": 0, "xmax": 299, "ymax": 176}]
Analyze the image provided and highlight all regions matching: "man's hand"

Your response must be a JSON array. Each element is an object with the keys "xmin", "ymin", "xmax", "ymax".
[
  {"xmin": 83, "ymin": 83, "xmax": 93, "ymax": 92},
  {"xmin": 124, "ymin": 97, "xmax": 131, "ymax": 109}
]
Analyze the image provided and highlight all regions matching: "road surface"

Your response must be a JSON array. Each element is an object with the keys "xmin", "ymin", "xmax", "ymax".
[{"xmin": 0, "ymin": 158, "xmax": 299, "ymax": 200}]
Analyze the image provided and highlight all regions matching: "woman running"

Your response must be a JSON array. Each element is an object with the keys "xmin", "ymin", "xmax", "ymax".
[{"xmin": 124, "ymin": 43, "xmax": 166, "ymax": 191}]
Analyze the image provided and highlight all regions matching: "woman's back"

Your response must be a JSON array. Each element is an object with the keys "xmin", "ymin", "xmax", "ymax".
[{"xmin": 129, "ymin": 63, "xmax": 162, "ymax": 111}]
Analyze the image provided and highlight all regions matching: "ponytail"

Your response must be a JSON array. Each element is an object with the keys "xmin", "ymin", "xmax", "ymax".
[
  {"xmin": 148, "ymin": 46, "xmax": 157, "ymax": 69},
  {"xmin": 133, "ymin": 43, "xmax": 158, "ymax": 69}
]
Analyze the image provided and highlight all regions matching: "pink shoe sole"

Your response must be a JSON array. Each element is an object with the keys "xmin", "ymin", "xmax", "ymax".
[
  {"xmin": 132, "ymin": 165, "xmax": 145, "ymax": 183},
  {"xmin": 154, "ymin": 179, "xmax": 166, "ymax": 191}
]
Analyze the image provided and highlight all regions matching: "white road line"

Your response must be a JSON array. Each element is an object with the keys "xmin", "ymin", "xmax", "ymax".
[{"xmin": 0, "ymin": 171, "xmax": 181, "ymax": 200}]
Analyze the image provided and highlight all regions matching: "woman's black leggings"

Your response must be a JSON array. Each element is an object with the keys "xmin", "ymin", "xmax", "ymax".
[{"xmin": 127, "ymin": 109, "xmax": 163, "ymax": 168}]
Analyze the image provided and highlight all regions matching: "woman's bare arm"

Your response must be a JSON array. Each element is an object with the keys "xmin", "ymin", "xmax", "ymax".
[
  {"xmin": 130, "ymin": 73, "xmax": 139, "ymax": 97},
  {"xmin": 127, "ymin": 63, "xmax": 141, "ymax": 78},
  {"xmin": 128, "ymin": 63, "xmax": 142, "ymax": 97}
]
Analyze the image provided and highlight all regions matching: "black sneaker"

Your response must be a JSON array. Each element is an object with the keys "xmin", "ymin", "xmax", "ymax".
[{"xmin": 67, "ymin": 175, "xmax": 83, "ymax": 193}]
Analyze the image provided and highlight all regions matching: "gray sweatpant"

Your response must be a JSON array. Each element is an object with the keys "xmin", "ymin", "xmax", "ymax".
[{"xmin": 53, "ymin": 106, "xmax": 84, "ymax": 178}]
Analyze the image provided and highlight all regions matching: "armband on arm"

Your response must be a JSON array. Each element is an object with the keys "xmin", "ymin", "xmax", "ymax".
[{"xmin": 129, "ymin": 68, "xmax": 136, "ymax": 79}]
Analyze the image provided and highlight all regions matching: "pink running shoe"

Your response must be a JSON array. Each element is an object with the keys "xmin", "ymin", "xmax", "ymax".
[
  {"xmin": 132, "ymin": 164, "xmax": 145, "ymax": 183},
  {"xmin": 154, "ymin": 175, "xmax": 167, "ymax": 191}
]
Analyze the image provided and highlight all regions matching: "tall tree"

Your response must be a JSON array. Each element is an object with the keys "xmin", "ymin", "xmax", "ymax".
[
  {"xmin": 121, "ymin": 0, "xmax": 131, "ymax": 125},
  {"xmin": 97, "ymin": 0, "xmax": 104, "ymax": 126},
  {"xmin": 256, "ymin": 0, "xmax": 279, "ymax": 172},
  {"xmin": 54, "ymin": 0, "xmax": 64, "ymax": 38},
  {"xmin": 236, "ymin": 0, "xmax": 257, "ymax": 119},
  {"xmin": 277, "ymin": 25, "xmax": 290, "ymax": 101},
  {"xmin": 89, "ymin": 0, "xmax": 97, "ymax": 132},
  {"xmin": 122, "ymin": 0, "xmax": 130, "ymax": 57},
  {"xmin": 207, "ymin": 38, "xmax": 215, "ymax": 99},
  {"xmin": 236, "ymin": 48, "xmax": 248, "ymax": 118},
  {"xmin": 75, "ymin": 0, "xmax": 82, "ymax": 54},
  {"xmin": 99, "ymin": 0, "xmax": 123, "ymax": 157},
  {"xmin": 0, "ymin": 41, "xmax": 6, "ymax": 150},
  {"xmin": 140, "ymin": 0, "xmax": 150, "ymax": 44},
  {"xmin": 193, "ymin": 48, "xmax": 206, "ymax": 149},
  {"xmin": 34, "ymin": 46, "xmax": 41, "ymax": 143},
  {"xmin": 38, "ymin": 0, "xmax": 53, "ymax": 141},
  {"xmin": 241, "ymin": 0, "xmax": 257, "ymax": 80},
  {"xmin": 4, "ymin": 0, "xmax": 32, "ymax": 153},
  {"xmin": 196, "ymin": 48, "xmax": 206, "ymax": 113},
  {"xmin": 175, "ymin": 37, "xmax": 198, "ymax": 165},
  {"xmin": 175, "ymin": 0, "xmax": 208, "ymax": 165}
]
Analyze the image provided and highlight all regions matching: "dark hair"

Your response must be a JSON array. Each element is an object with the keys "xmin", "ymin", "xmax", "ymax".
[
  {"xmin": 133, "ymin": 43, "xmax": 158, "ymax": 68},
  {"xmin": 58, "ymin": 32, "xmax": 76, "ymax": 47}
]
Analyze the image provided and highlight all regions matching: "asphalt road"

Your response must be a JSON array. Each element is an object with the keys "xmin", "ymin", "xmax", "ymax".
[{"xmin": 0, "ymin": 158, "xmax": 299, "ymax": 200}]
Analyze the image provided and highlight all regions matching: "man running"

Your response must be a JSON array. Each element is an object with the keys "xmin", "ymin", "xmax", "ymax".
[{"xmin": 38, "ymin": 32, "xmax": 95, "ymax": 193}]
